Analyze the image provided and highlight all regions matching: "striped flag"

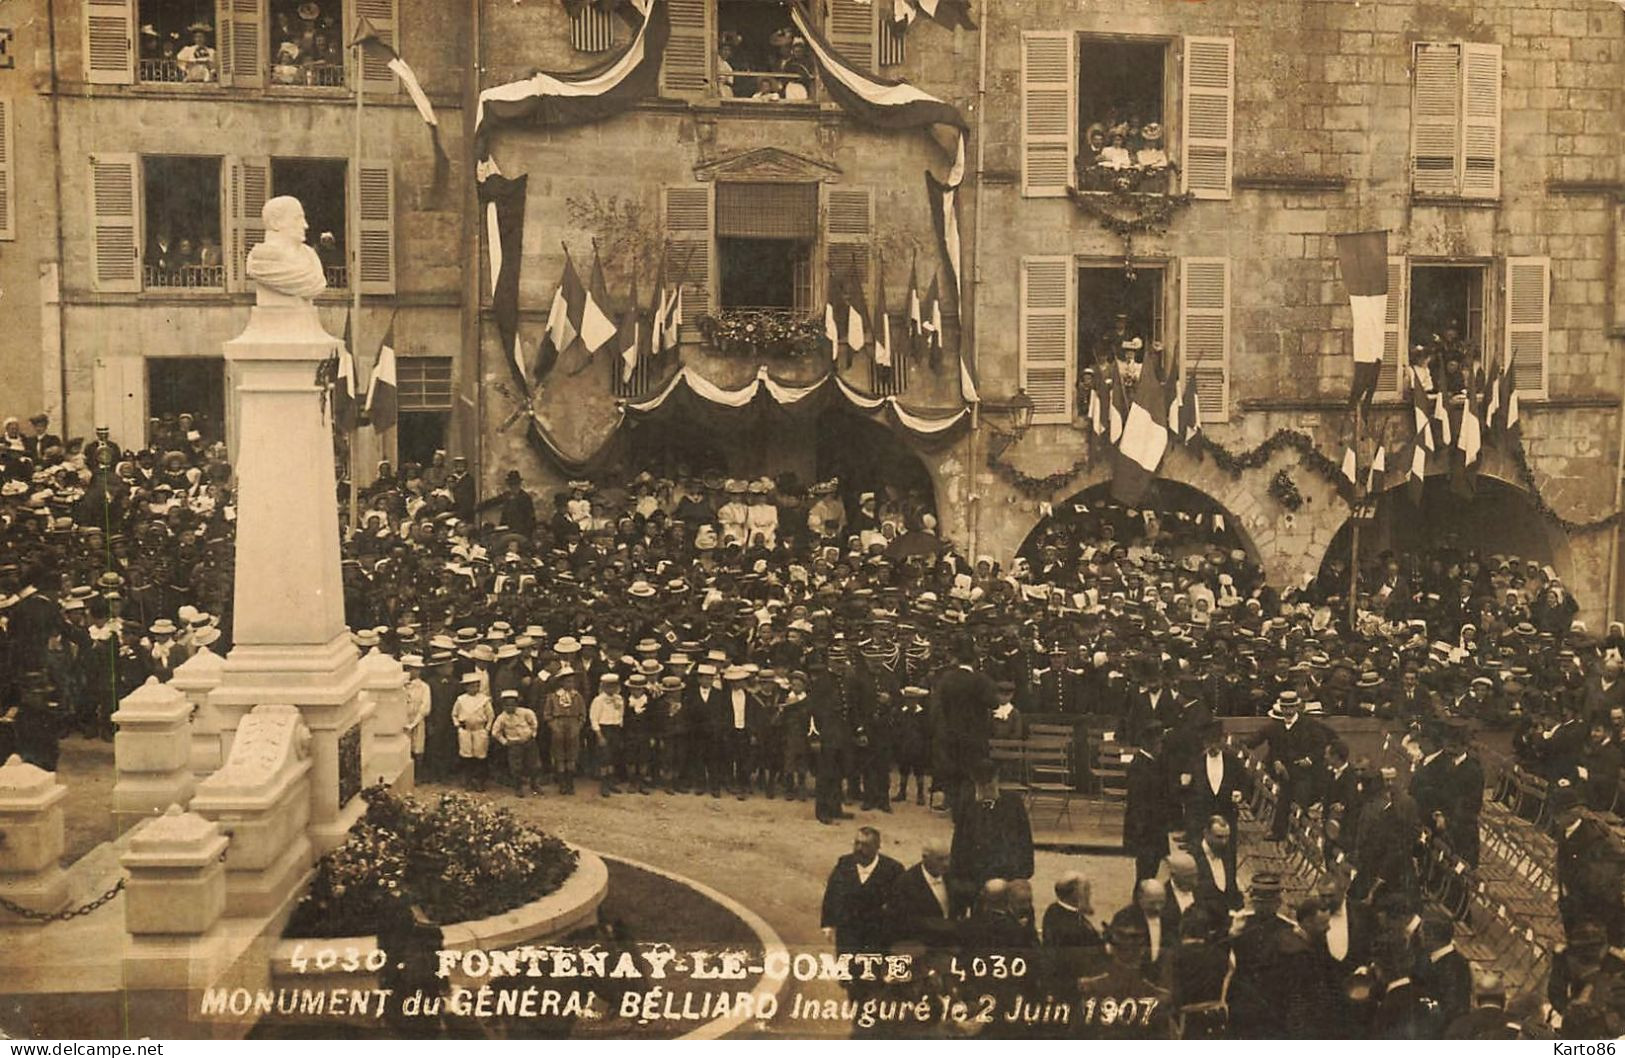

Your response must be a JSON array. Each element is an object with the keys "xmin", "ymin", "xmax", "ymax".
[
  {"xmin": 1335, "ymin": 230, "xmax": 1388, "ymax": 412},
  {"xmin": 1112, "ymin": 360, "xmax": 1170, "ymax": 505},
  {"xmin": 845, "ymin": 274, "xmax": 869, "ymax": 366},
  {"xmin": 662, "ymin": 282, "xmax": 683, "ymax": 353},
  {"xmin": 923, "ymin": 274, "xmax": 944, "ymax": 369},
  {"xmin": 582, "ymin": 250, "xmax": 619, "ymax": 354},
  {"xmin": 823, "ymin": 289, "xmax": 842, "ymax": 363},
  {"xmin": 539, "ymin": 250, "xmax": 585, "ymax": 380},
  {"xmin": 1340, "ymin": 446, "xmax": 1358, "ymax": 492},
  {"xmin": 1411, "ymin": 368, "xmax": 1434, "ymax": 452},
  {"xmin": 335, "ymin": 315, "xmax": 359, "ymax": 433},
  {"xmin": 479, "ymin": 173, "xmax": 529, "ymax": 388},
  {"xmin": 617, "ymin": 272, "xmax": 643, "ymax": 384},
  {"xmin": 648, "ymin": 250, "xmax": 670, "ymax": 357},
  {"xmin": 874, "ymin": 264, "xmax": 892, "ymax": 369},
  {"xmin": 1453, "ymin": 374, "xmax": 1483, "ymax": 497},
  {"xmin": 1107, "ymin": 359, "xmax": 1129, "ymax": 444},
  {"xmin": 365, "ymin": 322, "xmax": 398, "ymax": 435},
  {"xmin": 352, "ymin": 18, "xmax": 447, "ymax": 188},
  {"xmin": 1366, "ymin": 445, "xmax": 1387, "ymax": 493},
  {"xmin": 906, "ymin": 258, "xmax": 923, "ymax": 362},
  {"xmin": 1406, "ymin": 438, "xmax": 1427, "ymax": 507},
  {"xmin": 1432, "ymin": 390, "xmax": 1452, "ymax": 448}
]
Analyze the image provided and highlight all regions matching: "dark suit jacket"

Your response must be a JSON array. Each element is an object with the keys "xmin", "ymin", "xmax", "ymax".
[
  {"xmin": 820, "ymin": 852, "xmax": 905, "ymax": 954},
  {"xmin": 1415, "ymin": 946, "xmax": 1473, "ymax": 1027},
  {"xmin": 1040, "ymin": 901, "xmax": 1105, "ymax": 981},
  {"xmin": 1180, "ymin": 748, "xmax": 1254, "ymax": 834},
  {"xmin": 884, "ymin": 863, "xmax": 955, "ymax": 947},
  {"xmin": 1124, "ymin": 749, "xmax": 1171, "ymax": 854},
  {"xmin": 1192, "ymin": 839, "xmax": 1242, "ymax": 912},
  {"xmin": 949, "ymin": 790, "xmax": 1034, "ymax": 905}
]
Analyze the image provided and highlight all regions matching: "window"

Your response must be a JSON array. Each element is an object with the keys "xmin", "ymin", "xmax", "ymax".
[
  {"xmin": 1408, "ymin": 262, "xmax": 1488, "ymax": 396},
  {"xmin": 715, "ymin": 182, "xmax": 816, "ymax": 310},
  {"xmin": 664, "ymin": 0, "xmax": 872, "ymax": 100},
  {"xmin": 147, "ymin": 357, "xmax": 226, "ymax": 446},
  {"xmin": 1411, "ymin": 42, "xmax": 1501, "ymax": 199},
  {"xmin": 271, "ymin": 158, "xmax": 348, "ymax": 288},
  {"xmin": 716, "ymin": 1, "xmax": 813, "ymax": 101},
  {"xmin": 268, "ymin": 0, "xmax": 346, "ymax": 87},
  {"xmin": 137, "ymin": 0, "xmax": 220, "ymax": 84},
  {"xmin": 1078, "ymin": 265, "xmax": 1164, "ymax": 373},
  {"xmin": 142, "ymin": 156, "xmax": 225, "ymax": 289},
  {"xmin": 1022, "ymin": 33, "xmax": 1231, "ymax": 200},
  {"xmin": 397, "ymin": 357, "xmax": 453, "ymax": 470}
]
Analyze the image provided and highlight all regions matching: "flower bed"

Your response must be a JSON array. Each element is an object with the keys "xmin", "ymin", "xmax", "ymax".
[{"xmin": 284, "ymin": 785, "xmax": 578, "ymax": 938}]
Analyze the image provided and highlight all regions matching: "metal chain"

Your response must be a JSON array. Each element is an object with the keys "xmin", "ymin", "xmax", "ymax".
[{"xmin": 0, "ymin": 878, "xmax": 125, "ymax": 922}]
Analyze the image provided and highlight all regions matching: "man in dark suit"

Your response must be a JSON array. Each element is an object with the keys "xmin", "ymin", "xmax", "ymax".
[
  {"xmin": 1040, "ymin": 871, "xmax": 1105, "ymax": 984},
  {"xmin": 1179, "ymin": 719, "xmax": 1253, "ymax": 842},
  {"xmin": 1414, "ymin": 913, "xmax": 1473, "ymax": 1028},
  {"xmin": 1315, "ymin": 869, "xmax": 1372, "ymax": 969},
  {"xmin": 1124, "ymin": 723, "xmax": 1172, "ymax": 884},
  {"xmin": 1245, "ymin": 691, "xmax": 1327, "ymax": 840},
  {"xmin": 883, "ymin": 840, "xmax": 955, "ymax": 948},
  {"xmin": 1110, "ymin": 880, "xmax": 1172, "ymax": 980},
  {"xmin": 807, "ymin": 656, "xmax": 854, "ymax": 824},
  {"xmin": 1552, "ymin": 784, "xmax": 1625, "ymax": 942},
  {"xmin": 820, "ymin": 826, "xmax": 904, "ymax": 957},
  {"xmin": 1580, "ymin": 720, "xmax": 1623, "ymax": 812},
  {"xmin": 933, "ymin": 639, "xmax": 997, "ymax": 805},
  {"xmin": 1193, "ymin": 815, "xmax": 1242, "ymax": 914},
  {"xmin": 949, "ymin": 760, "xmax": 1034, "ymax": 911}
]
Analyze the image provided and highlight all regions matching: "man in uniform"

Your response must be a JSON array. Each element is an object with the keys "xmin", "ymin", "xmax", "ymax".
[{"xmin": 1225, "ymin": 872, "xmax": 1297, "ymax": 1038}]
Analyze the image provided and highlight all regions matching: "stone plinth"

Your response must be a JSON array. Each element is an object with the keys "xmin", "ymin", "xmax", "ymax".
[
  {"xmin": 0, "ymin": 754, "xmax": 70, "ymax": 922},
  {"xmin": 112, "ymin": 678, "xmax": 197, "ymax": 834},
  {"xmin": 358, "ymin": 648, "xmax": 413, "ymax": 791},
  {"xmin": 171, "ymin": 648, "xmax": 227, "ymax": 777},
  {"xmin": 121, "ymin": 804, "xmax": 229, "ymax": 936},
  {"xmin": 190, "ymin": 705, "xmax": 314, "ymax": 918},
  {"xmin": 213, "ymin": 295, "xmax": 369, "ymax": 853}
]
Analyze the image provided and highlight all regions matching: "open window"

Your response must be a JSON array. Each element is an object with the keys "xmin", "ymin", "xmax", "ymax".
[
  {"xmin": 716, "ymin": 0, "xmax": 814, "ymax": 102},
  {"xmin": 397, "ymin": 357, "xmax": 453, "ymax": 470},
  {"xmin": 147, "ymin": 356, "xmax": 227, "ymax": 446},
  {"xmin": 716, "ymin": 182, "xmax": 816, "ymax": 311},
  {"xmin": 142, "ymin": 156, "xmax": 225, "ymax": 290},
  {"xmin": 270, "ymin": 157, "xmax": 348, "ymax": 288},
  {"xmin": 268, "ymin": 0, "xmax": 346, "ymax": 87},
  {"xmin": 1408, "ymin": 262, "xmax": 1488, "ymax": 396},
  {"xmin": 137, "ymin": 0, "xmax": 220, "ymax": 83},
  {"xmin": 1077, "ymin": 263, "xmax": 1164, "ymax": 391},
  {"xmin": 1075, "ymin": 37, "xmax": 1170, "ymax": 194}
]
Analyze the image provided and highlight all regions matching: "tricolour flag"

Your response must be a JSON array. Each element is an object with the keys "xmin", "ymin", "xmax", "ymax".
[
  {"xmin": 823, "ymin": 290, "xmax": 842, "ymax": 363},
  {"xmin": 353, "ymin": 17, "xmax": 447, "ymax": 189},
  {"xmin": 1452, "ymin": 375, "xmax": 1483, "ymax": 498},
  {"xmin": 1107, "ymin": 359, "xmax": 1129, "ymax": 444},
  {"xmin": 663, "ymin": 282, "xmax": 683, "ymax": 353},
  {"xmin": 923, "ymin": 274, "xmax": 944, "ymax": 369},
  {"xmin": 906, "ymin": 258, "xmax": 923, "ymax": 362},
  {"xmin": 914, "ymin": 0, "xmax": 978, "ymax": 30},
  {"xmin": 1336, "ymin": 230, "xmax": 1388, "ymax": 412},
  {"xmin": 846, "ymin": 274, "xmax": 869, "ymax": 365},
  {"xmin": 1366, "ymin": 445, "xmax": 1387, "ymax": 494},
  {"xmin": 617, "ymin": 272, "xmax": 643, "ymax": 384},
  {"xmin": 1411, "ymin": 368, "xmax": 1434, "ymax": 452},
  {"xmin": 479, "ymin": 173, "xmax": 529, "ymax": 388},
  {"xmin": 648, "ymin": 249, "xmax": 670, "ymax": 357},
  {"xmin": 1340, "ymin": 446, "xmax": 1358, "ymax": 492},
  {"xmin": 539, "ymin": 250, "xmax": 585, "ymax": 379},
  {"xmin": 874, "ymin": 265, "xmax": 892, "ymax": 369},
  {"xmin": 474, "ymin": 0, "xmax": 671, "ymax": 162},
  {"xmin": 1432, "ymin": 390, "xmax": 1452, "ymax": 448},
  {"xmin": 365, "ymin": 321, "xmax": 398, "ymax": 435},
  {"xmin": 582, "ymin": 250, "xmax": 620, "ymax": 355},
  {"xmin": 1407, "ymin": 439, "xmax": 1427, "ymax": 507},
  {"xmin": 335, "ymin": 314, "xmax": 359, "ymax": 433},
  {"xmin": 1112, "ymin": 359, "xmax": 1170, "ymax": 505}
]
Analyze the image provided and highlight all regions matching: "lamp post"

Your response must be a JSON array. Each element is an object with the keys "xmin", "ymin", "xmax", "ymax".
[{"xmin": 987, "ymin": 388, "xmax": 1036, "ymax": 462}]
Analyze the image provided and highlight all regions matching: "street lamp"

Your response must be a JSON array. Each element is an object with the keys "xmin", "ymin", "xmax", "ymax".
[{"xmin": 987, "ymin": 388, "xmax": 1037, "ymax": 462}]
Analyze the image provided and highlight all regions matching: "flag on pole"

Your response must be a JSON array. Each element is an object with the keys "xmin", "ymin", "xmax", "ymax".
[
  {"xmin": 582, "ymin": 250, "xmax": 620, "ymax": 354},
  {"xmin": 1501, "ymin": 369, "xmax": 1521, "ymax": 435},
  {"xmin": 923, "ymin": 274, "xmax": 944, "ymax": 369},
  {"xmin": 648, "ymin": 249, "xmax": 670, "ymax": 357},
  {"xmin": 663, "ymin": 282, "xmax": 683, "ymax": 353},
  {"xmin": 823, "ymin": 285, "xmax": 842, "ymax": 363},
  {"xmin": 1106, "ymin": 359, "xmax": 1129, "ymax": 444},
  {"xmin": 914, "ymin": 0, "xmax": 979, "ymax": 30},
  {"xmin": 1340, "ymin": 446, "xmax": 1358, "ymax": 492},
  {"xmin": 539, "ymin": 250, "xmax": 586, "ymax": 380},
  {"xmin": 874, "ymin": 264, "xmax": 892, "ymax": 369},
  {"xmin": 335, "ymin": 314, "xmax": 359, "ymax": 433},
  {"xmin": 353, "ymin": 17, "xmax": 448, "ymax": 189},
  {"xmin": 617, "ymin": 272, "xmax": 643, "ymax": 384},
  {"xmin": 845, "ymin": 274, "xmax": 869, "ymax": 366},
  {"xmin": 1112, "ymin": 359, "xmax": 1171, "ymax": 505},
  {"xmin": 1406, "ymin": 439, "xmax": 1427, "ymax": 507},
  {"xmin": 906, "ymin": 257, "xmax": 923, "ymax": 362},
  {"xmin": 1411, "ymin": 368, "xmax": 1435, "ymax": 452},
  {"xmin": 1482, "ymin": 357, "xmax": 1502, "ymax": 436},
  {"xmin": 478, "ymin": 173, "xmax": 529, "ymax": 389},
  {"xmin": 1452, "ymin": 375, "xmax": 1483, "ymax": 497},
  {"xmin": 365, "ymin": 321, "xmax": 399, "ymax": 434},
  {"xmin": 959, "ymin": 348, "xmax": 980, "ymax": 405},
  {"xmin": 1335, "ymin": 230, "xmax": 1388, "ymax": 411},
  {"xmin": 1366, "ymin": 445, "xmax": 1387, "ymax": 494},
  {"xmin": 1087, "ymin": 377, "xmax": 1105, "ymax": 437},
  {"xmin": 1432, "ymin": 390, "xmax": 1452, "ymax": 448}
]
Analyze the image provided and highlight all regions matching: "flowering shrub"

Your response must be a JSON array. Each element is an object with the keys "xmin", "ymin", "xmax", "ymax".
[
  {"xmin": 286, "ymin": 785, "xmax": 578, "ymax": 938},
  {"xmin": 698, "ymin": 309, "xmax": 823, "ymax": 358}
]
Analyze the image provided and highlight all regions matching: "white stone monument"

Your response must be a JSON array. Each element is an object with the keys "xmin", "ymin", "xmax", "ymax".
[{"xmin": 204, "ymin": 196, "xmax": 373, "ymax": 853}]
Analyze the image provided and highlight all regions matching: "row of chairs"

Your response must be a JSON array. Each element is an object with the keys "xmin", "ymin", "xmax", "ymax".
[{"xmin": 989, "ymin": 723, "xmax": 1079, "ymax": 827}]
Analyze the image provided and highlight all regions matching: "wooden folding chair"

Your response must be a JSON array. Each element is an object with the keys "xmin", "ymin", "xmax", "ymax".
[
  {"xmin": 1024, "ymin": 738, "xmax": 1075, "ymax": 829},
  {"xmin": 989, "ymin": 738, "xmax": 1030, "ymax": 795}
]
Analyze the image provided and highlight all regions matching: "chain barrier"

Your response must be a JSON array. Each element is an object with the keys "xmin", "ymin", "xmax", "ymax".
[{"xmin": 0, "ymin": 878, "xmax": 125, "ymax": 922}]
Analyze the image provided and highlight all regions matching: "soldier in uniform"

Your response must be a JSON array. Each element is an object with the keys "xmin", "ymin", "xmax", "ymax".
[
  {"xmin": 893, "ymin": 684, "xmax": 932, "ymax": 805},
  {"xmin": 1076, "ymin": 918, "xmax": 1172, "ymax": 1040},
  {"xmin": 1226, "ymin": 872, "xmax": 1298, "ymax": 1038}
]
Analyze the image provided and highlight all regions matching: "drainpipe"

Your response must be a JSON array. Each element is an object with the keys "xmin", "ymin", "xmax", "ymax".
[
  {"xmin": 460, "ymin": 0, "xmax": 485, "ymax": 504},
  {"xmin": 45, "ymin": 0, "xmax": 70, "ymax": 432},
  {"xmin": 965, "ymin": 0, "xmax": 989, "ymax": 562},
  {"xmin": 1609, "ymin": 317, "xmax": 1625, "ymax": 626}
]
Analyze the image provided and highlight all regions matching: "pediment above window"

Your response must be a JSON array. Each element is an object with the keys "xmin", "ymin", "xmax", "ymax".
[{"xmin": 694, "ymin": 147, "xmax": 841, "ymax": 184}]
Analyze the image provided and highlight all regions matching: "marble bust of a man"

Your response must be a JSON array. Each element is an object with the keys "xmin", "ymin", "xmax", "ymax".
[{"xmin": 246, "ymin": 195, "xmax": 328, "ymax": 301}]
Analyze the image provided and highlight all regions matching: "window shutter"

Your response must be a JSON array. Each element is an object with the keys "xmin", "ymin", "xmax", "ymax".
[
  {"xmin": 0, "ymin": 98, "xmax": 14, "ymax": 241},
  {"xmin": 355, "ymin": 0, "xmax": 399, "ymax": 91},
  {"xmin": 356, "ymin": 163, "xmax": 396, "ymax": 294},
  {"xmin": 90, "ymin": 154, "xmax": 140, "ymax": 293},
  {"xmin": 1412, "ymin": 43, "xmax": 1460, "ymax": 196},
  {"xmin": 93, "ymin": 357, "xmax": 148, "ymax": 448},
  {"xmin": 1019, "ymin": 256, "xmax": 1074, "ymax": 425},
  {"xmin": 84, "ymin": 0, "xmax": 135, "ymax": 85},
  {"xmin": 664, "ymin": 184, "xmax": 714, "ymax": 341},
  {"xmin": 1180, "ymin": 36, "xmax": 1234, "ymax": 200},
  {"xmin": 661, "ymin": 0, "xmax": 710, "ymax": 96},
  {"xmin": 824, "ymin": 186, "xmax": 872, "ymax": 317},
  {"xmin": 1180, "ymin": 257, "xmax": 1230, "ymax": 422},
  {"xmin": 1461, "ymin": 43, "xmax": 1501, "ymax": 199},
  {"xmin": 1379, "ymin": 255, "xmax": 1407, "ymax": 397},
  {"xmin": 828, "ymin": 0, "xmax": 876, "ymax": 72},
  {"xmin": 1020, "ymin": 31, "xmax": 1074, "ymax": 198},
  {"xmin": 226, "ymin": 156, "xmax": 269, "ymax": 293},
  {"xmin": 1504, "ymin": 256, "xmax": 1549, "ymax": 398},
  {"xmin": 220, "ymin": 0, "xmax": 264, "ymax": 89}
]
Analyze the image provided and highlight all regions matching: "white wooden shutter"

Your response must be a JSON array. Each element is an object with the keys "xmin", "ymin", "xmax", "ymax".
[
  {"xmin": 1412, "ymin": 43, "xmax": 1461, "ymax": 196},
  {"xmin": 661, "ymin": 0, "xmax": 710, "ymax": 96},
  {"xmin": 828, "ymin": 0, "xmax": 876, "ymax": 73},
  {"xmin": 1504, "ymin": 256, "xmax": 1549, "ymax": 398},
  {"xmin": 664, "ymin": 184, "xmax": 714, "ymax": 341},
  {"xmin": 355, "ymin": 0, "xmax": 400, "ymax": 92},
  {"xmin": 825, "ymin": 186, "xmax": 873, "ymax": 317},
  {"xmin": 84, "ymin": 0, "xmax": 135, "ymax": 85},
  {"xmin": 1019, "ymin": 257, "xmax": 1074, "ymax": 424},
  {"xmin": 1180, "ymin": 257, "xmax": 1230, "ymax": 422},
  {"xmin": 0, "ymin": 98, "xmax": 14, "ymax": 242},
  {"xmin": 1461, "ymin": 43, "xmax": 1501, "ymax": 199},
  {"xmin": 1181, "ymin": 36, "xmax": 1234, "ymax": 200},
  {"xmin": 90, "ymin": 154, "xmax": 141, "ymax": 293},
  {"xmin": 93, "ymin": 357, "xmax": 147, "ymax": 446},
  {"xmin": 220, "ymin": 0, "xmax": 265, "ymax": 89},
  {"xmin": 1021, "ymin": 32, "xmax": 1075, "ymax": 198},
  {"xmin": 356, "ymin": 163, "xmax": 396, "ymax": 294},
  {"xmin": 226, "ymin": 156, "xmax": 269, "ymax": 293},
  {"xmin": 1379, "ymin": 256, "xmax": 1406, "ymax": 397}
]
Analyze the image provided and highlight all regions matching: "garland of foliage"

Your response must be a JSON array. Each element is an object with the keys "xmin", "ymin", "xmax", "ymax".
[
  {"xmin": 985, "ymin": 445, "xmax": 1094, "ymax": 499},
  {"xmin": 1187, "ymin": 429, "xmax": 1347, "ymax": 486},
  {"xmin": 1066, "ymin": 187, "xmax": 1196, "ymax": 275},
  {"xmin": 1507, "ymin": 435, "xmax": 1625, "ymax": 533},
  {"xmin": 697, "ymin": 309, "xmax": 824, "ymax": 359}
]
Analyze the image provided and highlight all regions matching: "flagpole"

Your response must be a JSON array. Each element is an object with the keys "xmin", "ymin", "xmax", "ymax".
[
  {"xmin": 349, "ymin": 38, "xmax": 365, "ymax": 538},
  {"xmin": 1348, "ymin": 400, "xmax": 1362, "ymax": 629}
]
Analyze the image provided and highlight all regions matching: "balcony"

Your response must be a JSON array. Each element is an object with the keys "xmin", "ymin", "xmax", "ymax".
[
  {"xmin": 697, "ymin": 308, "xmax": 821, "ymax": 359},
  {"xmin": 138, "ymin": 58, "xmax": 218, "ymax": 84},
  {"xmin": 324, "ymin": 265, "xmax": 349, "ymax": 290},
  {"xmin": 144, "ymin": 264, "xmax": 226, "ymax": 290},
  {"xmin": 270, "ymin": 62, "xmax": 347, "ymax": 89}
]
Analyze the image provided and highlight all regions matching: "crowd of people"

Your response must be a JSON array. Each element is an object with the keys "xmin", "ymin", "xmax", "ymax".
[
  {"xmin": 4, "ymin": 410, "xmax": 1624, "ymax": 1036},
  {"xmin": 270, "ymin": 2, "xmax": 346, "ymax": 87},
  {"xmin": 717, "ymin": 26, "xmax": 815, "ymax": 102},
  {"xmin": 1076, "ymin": 118, "xmax": 1173, "ymax": 193}
]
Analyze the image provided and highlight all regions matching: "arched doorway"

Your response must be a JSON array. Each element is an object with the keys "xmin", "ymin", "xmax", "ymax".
[
  {"xmin": 814, "ymin": 406, "xmax": 938, "ymax": 527},
  {"xmin": 1317, "ymin": 473, "xmax": 1574, "ymax": 600},
  {"xmin": 1017, "ymin": 478, "xmax": 1257, "ymax": 567}
]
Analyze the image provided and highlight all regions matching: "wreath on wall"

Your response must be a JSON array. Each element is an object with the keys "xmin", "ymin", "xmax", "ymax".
[
  {"xmin": 1066, "ymin": 187, "xmax": 1196, "ymax": 277},
  {"xmin": 1268, "ymin": 468, "xmax": 1305, "ymax": 511},
  {"xmin": 697, "ymin": 310, "xmax": 824, "ymax": 358}
]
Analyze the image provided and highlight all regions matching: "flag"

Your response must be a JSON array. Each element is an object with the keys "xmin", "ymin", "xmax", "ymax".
[
  {"xmin": 914, "ymin": 0, "xmax": 978, "ymax": 30},
  {"xmin": 1106, "ymin": 359, "xmax": 1129, "ymax": 444},
  {"xmin": 617, "ymin": 272, "xmax": 642, "ymax": 384},
  {"xmin": 1340, "ymin": 446, "xmax": 1357, "ymax": 491},
  {"xmin": 1087, "ymin": 378, "xmax": 1105, "ymax": 437},
  {"xmin": 1179, "ymin": 369, "xmax": 1200, "ymax": 443},
  {"xmin": 1452, "ymin": 375, "xmax": 1482, "ymax": 498},
  {"xmin": 874, "ymin": 264, "xmax": 892, "ymax": 369},
  {"xmin": 648, "ymin": 250, "xmax": 670, "ymax": 357},
  {"xmin": 353, "ymin": 17, "xmax": 448, "ymax": 190},
  {"xmin": 1411, "ymin": 369, "xmax": 1434, "ymax": 452},
  {"xmin": 1501, "ymin": 368, "xmax": 1521, "ymax": 435},
  {"xmin": 1406, "ymin": 439, "xmax": 1427, "ymax": 507},
  {"xmin": 959, "ymin": 349, "xmax": 980, "ymax": 405},
  {"xmin": 845, "ymin": 274, "xmax": 869, "ymax": 365},
  {"xmin": 788, "ymin": 4, "xmax": 967, "ymax": 129},
  {"xmin": 582, "ymin": 250, "xmax": 620, "ymax": 354},
  {"xmin": 890, "ymin": 0, "xmax": 916, "ymax": 26},
  {"xmin": 1432, "ymin": 390, "xmax": 1452, "ymax": 448},
  {"xmin": 335, "ymin": 314, "xmax": 358, "ymax": 433},
  {"xmin": 364, "ymin": 321, "xmax": 398, "ymax": 434},
  {"xmin": 906, "ymin": 257, "xmax": 923, "ymax": 362},
  {"xmin": 1482, "ymin": 357, "xmax": 1502, "ymax": 436},
  {"xmin": 1336, "ymin": 230, "xmax": 1388, "ymax": 411},
  {"xmin": 1112, "ymin": 360, "xmax": 1170, "ymax": 505},
  {"xmin": 925, "ymin": 147, "xmax": 965, "ymax": 308},
  {"xmin": 474, "ymin": 0, "xmax": 671, "ymax": 161},
  {"xmin": 478, "ymin": 173, "xmax": 529, "ymax": 389},
  {"xmin": 539, "ymin": 250, "xmax": 586, "ymax": 379},
  {"xmin": 1366, "ymin": 445, "xmax": 1386, "ymax": 494},
  {"xmin": 923, "ymin": 274, "xmax": 944, "ymax": 368},
  {"xmin": 663, "ymin": 283, "xmax": 683, "ymax": 353}
]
